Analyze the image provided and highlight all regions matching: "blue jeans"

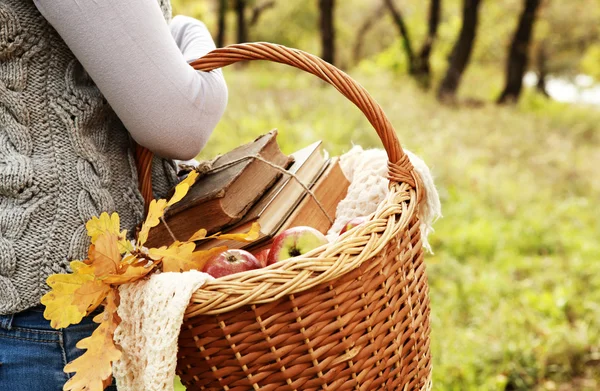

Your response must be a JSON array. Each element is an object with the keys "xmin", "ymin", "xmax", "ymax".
[{"xmin": 0, "ymin": 305, "xmax": 118, "ymax": 391}]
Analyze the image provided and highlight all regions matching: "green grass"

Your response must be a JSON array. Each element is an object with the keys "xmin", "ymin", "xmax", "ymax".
[{"xmin": 175, "ymin": 64, "xmax": 600, "ymax": 390}]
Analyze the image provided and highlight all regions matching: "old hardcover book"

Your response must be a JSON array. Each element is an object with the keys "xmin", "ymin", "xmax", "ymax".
[
  {"xmin": 278, "ymin": 157, "xmax": 349, "ymax": 235},
  {"xmin": 146, "ymin": 130, "xmax": 293, "ymax": 248},
  {"xmin": 197, "ymin": 155, "xmax": 349, "ymax": 253},
  {"xmin": 244, "ymin": 157, "xmax": 349, "ymax": 253},
  {"xmin": 195, "ymin": 140, "xmax": 328, "ymax": 251}
]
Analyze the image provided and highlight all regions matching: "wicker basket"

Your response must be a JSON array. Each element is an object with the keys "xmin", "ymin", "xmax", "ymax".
[{"xmin": 135, "ymin": 42, "xmax": 431, "ymax": 391}]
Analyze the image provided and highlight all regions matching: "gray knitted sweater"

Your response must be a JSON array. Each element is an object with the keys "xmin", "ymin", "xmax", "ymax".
[{"xmin": 0, "ymin": 0, "xmax": 178, "ymax": 314}]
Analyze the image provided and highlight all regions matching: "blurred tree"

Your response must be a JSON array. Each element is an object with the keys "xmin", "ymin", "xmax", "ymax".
[
  {"xmin": 497, "ymin": 0, "xmax": 542, "ymax": 104},
  {"xmin": 216, "ymin": 0, "xmax": 227, "ymax": 47},
  {"xmin": 352, "ymin": 3, "xmax": 385, "ymax": 65},
  {"xmin": 319, "ymin": 0, "xmax": 336, "ymax": 64},
  {"xmin": 414, "ymin": 0, "xmax": 441, "ymax": 88},
  {"xmin": 437, "ymin": 0, "xmax": 483, "ymax": 102},
  {"xmin": 235, "ymin": 0, "xmax": 247, "ymax": 43},
  {"xmin": 535, "ymin": 42, "xmax": 549, "ymax": 97},
  {"xmin": 536, "ymin": 0, "xmax": 600, "ymax": 77},
  {"xmin": 384, "ymin": 0, "xmax": 415, "ymax": 74},
  {"xmin": 249, "ymin": 0, "xmax": 276, "ymax": 26}
]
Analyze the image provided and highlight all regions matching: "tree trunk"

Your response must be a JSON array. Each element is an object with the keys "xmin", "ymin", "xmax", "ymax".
[
  {"xmin": 497, "ymin": 0, "xmax": 542, "ymax": 104},
  {"xmin": 235, "ymin": 0, "xmax": 247, "ymax": 44},
  {"xmin": 216, "ymin": 0, "xmax": 227, "ymax": 48},
  {"xmin": 384, "ymin": 0, "xmax": 415, "ymax": 74},
  {"xmin": 352, "ymin": 3, "xmax": 386, "ymax": 65},
  {"xmin": 319, "ymin": 0, "xmax": 336, "ymax": 65},
  {"xmin": 250, "ymin": 0, "xmax": 276, "ymax": 26},
  {"xmin": 437, "ymin": 0, "xmax": 483, "ymax": 102},
  {"xmin": 536, "ymin": 42, "xmax": 550, "ymax": 98},
  {"xmin": 414, "ymin": 0, "xmax": 441, "ymax": 88}
]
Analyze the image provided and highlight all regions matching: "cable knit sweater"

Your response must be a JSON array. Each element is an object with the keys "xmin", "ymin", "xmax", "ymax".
[{"xmin": 0, "ymin": 0, "xmax": 203, "ymax": 314}]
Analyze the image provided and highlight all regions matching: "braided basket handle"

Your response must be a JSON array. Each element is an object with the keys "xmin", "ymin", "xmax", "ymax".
[{"xmin": 135, "ymin": 42, "xmax": 417, "ymax": 210}]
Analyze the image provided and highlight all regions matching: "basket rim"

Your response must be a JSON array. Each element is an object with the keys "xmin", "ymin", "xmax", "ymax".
[{"xmin": 184, "ymin": 181, "xmax": 419, "ymax": 317}]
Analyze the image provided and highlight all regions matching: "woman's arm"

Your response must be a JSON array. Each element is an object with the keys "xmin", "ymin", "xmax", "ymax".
[{"xmin": 33, "ymin": 0, "xmax": 227, "ymax": 160}]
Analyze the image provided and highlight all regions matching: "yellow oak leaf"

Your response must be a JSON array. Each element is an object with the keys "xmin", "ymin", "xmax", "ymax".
[
  {"xmin": 70, "ymin": 260, "xmax": 92, "ymax": 273},
  {"xmin": 117, "ymin": 236, "xmax": 134, "ymax": 255},
  {"xmin": 88, "ymin": 233, "xmax": 121, "ymax": 278},
  {"xmin": 119, "ymin": 253, "xmax": 139, "ymax": 266},
  {"xmin": 179, "ymin": 169, "xmax": 199, "ymax": 188},
  {"xmin": 188, "ymin": 228, "xmax": 207, "ymax": 242},
  {"xmin": 74, "ymin": 279, "xmax": 111, "ymax": 316},
  {"xmin": 148, "ymin": 242, "xmax": 226, "ymax": 273},
  {"xmin": 137, "ymin": 198, "xmax": 168, "ymax": 246},
  {"xmin": 189, "ymin": 246, "xmax": 228, "ymax": 270},
  {"xmin": 41, "ymin": 261, "xmax": 94, "ymax": 329},
  {"xmin": 166, "ymin": 182, "xmax": 190, "ymax": 207},
  {"xmin": 86, "ymin": 212, "xmax": 120, "ymax": 244},
  {"xmin": 85, "ymin": 212, "xmax": 131, "ymax": 255},
  {"xmin": 102, "ymin": 262, "xmax": 155, "ymax": 284},
  {"xmin": 148, "ymin": 241, "xmax": 195, "ymax": 272},
  {"xmin": 213, "ymin": 222, "xmax": 261, "ymax": 242},
  {"xmin": 63, "ymin": 289, "xmax": 121, "ymax": 391}
]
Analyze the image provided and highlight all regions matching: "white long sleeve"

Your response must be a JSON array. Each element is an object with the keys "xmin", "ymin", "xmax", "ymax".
[{"xmin": 33, "ymin": 0, "xmax": 228, "ymax": 160}]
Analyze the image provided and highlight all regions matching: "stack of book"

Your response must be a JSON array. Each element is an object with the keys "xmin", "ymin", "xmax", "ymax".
[{"xmin": 146, "ymin": 131, "xmax": 350, "ymax": 251}]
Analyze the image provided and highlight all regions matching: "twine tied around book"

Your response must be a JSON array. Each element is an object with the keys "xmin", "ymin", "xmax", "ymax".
[{"xmin": 162, "ymin": 154, "xmax": 335, "ymax": 244}]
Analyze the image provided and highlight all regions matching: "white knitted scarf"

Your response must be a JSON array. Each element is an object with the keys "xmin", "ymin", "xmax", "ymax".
[
  {"xmin": 112, "ymin": 271, "xmax": 213, "ymax": 391},
  {"xmin": 112, "ymin": 147, "xmax": 441, "ymax": 390},
  {"xmin": 327, "ymin": 146, "xmax": 442, "ymax": 252}
]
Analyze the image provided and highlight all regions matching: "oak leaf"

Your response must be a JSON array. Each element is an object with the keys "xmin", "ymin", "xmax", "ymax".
[
  {"xmin": 85, "ymin": 212, "xmax": 120, "ymax": 244},
  {"xmin": 102, "ymin": 262, "xmax": 155, "ymax": 284},
  {"xmin": 88, "ymin": 233, "xmax": 121, "ymax": 278},
  {"xmin": 167, "ymin": 182, "xmax": 190, "ymax": 207},
  {"xmin": 74, "ymin": 279, "xmax": 111, "ymax": 316},
  {"xmin": 41, "ymin": 261, "xmax": 94, "ymax": 329},
  {"xmin": 188, "ymin": 228, "xmax": 207, "ymax": 242},
  {"xmin": 137, "ymin": 199, "xmax": 167, "ymax": 246},
  {"xmin": 148, "ymin": 241, "xmax": 226, "ymax": 272},
  {"xmin": 179, "ymin": 170, "xmax": 199, "ymax": 188},
  {"xmin": 189, "ymin": 246, "xmax": 228, "ymax": 270},
  {"xmin": 213, "ymin": 222, "xmax": 261, "ymax": 242},
  {"xmin": 63, "ymin": 289, "xmax": 122, "ymax": 391},
  {"xmin": 86, "ymin": 212, "xmax": 131, "ymax": 254}
]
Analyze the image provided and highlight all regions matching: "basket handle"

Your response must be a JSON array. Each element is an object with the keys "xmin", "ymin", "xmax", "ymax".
[{"xmin": 135, "ymin": 42, "xmax": 418, "ymax": 210}]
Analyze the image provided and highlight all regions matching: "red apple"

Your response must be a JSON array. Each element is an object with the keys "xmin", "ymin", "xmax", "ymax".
[
  {"xmin": 202, "ymin": 249, "xmax": 262, "ymax": 278},
  {"xmin": 254, "ymin": 248, "xmax": 270, "ymax": 267},
  {"xmin": 339, "ymin": 216, "xmax": 369, "ymax": 235},
  {"xmin": 267, "ymin": 226, "xmax": 329, "ymax": 265}
]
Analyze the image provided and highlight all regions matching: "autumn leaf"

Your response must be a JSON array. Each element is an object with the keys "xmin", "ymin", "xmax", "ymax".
[
  {"xmin": 137, "ymin": 172, "xmax": 198, "ymax": 245},
  {"xmin": 119, "ymin": 253, "xmax": 139, "ymax": 266},
  {"xmin": 137, "ymin": 199, "xmax": 168, "ymax": 246},
  {"xmin": 102, "ymin": 262, "xmax": 155, "ymax": 284},
  {"xmin": 148, "ymin": 241, "xmax": 195, "ymax": 272},
  {"xmin": 167, "ymin": 182, "xmax": 190, "ymax": 207},
  {"xmin": 85, "ymin": 212, "xmax": 131, "ymax": 254},
  {"xmin": 189, "ymin": 246, "xmax": 228, "ymax": 270},
  {"xmin": 117, "ymin": 237, "xmax": 134, "ymax": 255},
  {"xmin": 86, "ymin": 212, "xmax": 120, "ymax": 244},
  {"xmin": 63, "ymin": 289, "xmax": 122, "ymax": 391},
  {"xmin": 188, "ymin": 228, "xmax": 207, "ymax": 242},
  {"xmin": 179, "ymin": 169, "xmax": 199, "ymax": 188},
  {"xmin": 213, "ymin": 222, "xmax": 261, "ymax": 242},
  {"xmin": 74, "ymin": 279, "xmax": 111, "ymax": 316},
  {"xmin": 88, "ymin": 233, "xmax": 121, "ymax": 278},
  {"xmin": 148, "ymin": 242, "xmax": 226, "ymax": 272},
  {"xmin": 41, "ymin": 261, "xmax": 94, "ymax": 329}
]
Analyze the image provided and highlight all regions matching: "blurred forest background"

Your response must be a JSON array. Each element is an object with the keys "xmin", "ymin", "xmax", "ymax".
[{"xmin": 171, "ymin": 1, "xmax": 600, "ymax": 390}]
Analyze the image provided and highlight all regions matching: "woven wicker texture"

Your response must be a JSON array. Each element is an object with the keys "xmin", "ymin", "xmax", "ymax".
[{"xmin": 135, "ymin": 43, "xmax": 432, "ymax": 390}]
